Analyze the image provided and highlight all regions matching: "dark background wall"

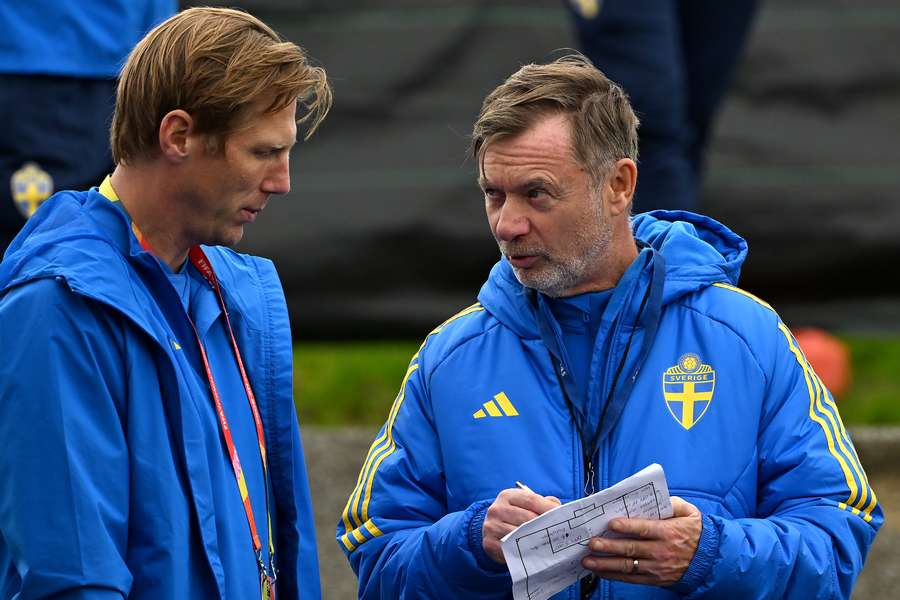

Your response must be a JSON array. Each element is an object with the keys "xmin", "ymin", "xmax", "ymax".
[{"xmin": 190, "ymin": 0, "xmax": 900, "ymax": 338}]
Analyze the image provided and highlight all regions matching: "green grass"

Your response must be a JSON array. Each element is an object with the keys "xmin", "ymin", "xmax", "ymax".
[
  {"xmin": 838, "ymin": 336, "xmax": 900, "ymax": 424},
  {"xmin": 294, "ymin": 336, "xmax": 900, "ymax": 426},
  {"xmin": 294, "ymin": 341, "xmax": 419, "ymax": 426}
]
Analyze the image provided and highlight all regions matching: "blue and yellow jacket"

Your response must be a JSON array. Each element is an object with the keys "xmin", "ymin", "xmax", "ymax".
[
  {"xmin": 0, "ymin": 190, "xmax": 320, "ymax": 599},
  {"xmin": 338, "ymin": 211, "xmax": 881, "ymax": 599}
]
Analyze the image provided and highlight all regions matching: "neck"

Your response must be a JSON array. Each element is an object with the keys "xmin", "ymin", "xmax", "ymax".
[
  {"xmin": 110, "ymin": 164, "xmax": 190, "ymax": 271},
  {"xmin": 556, "ymin": 223, "xmax": 640, "ymax": 297}
]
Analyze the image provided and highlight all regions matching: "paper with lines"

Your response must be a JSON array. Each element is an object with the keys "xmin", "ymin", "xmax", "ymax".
[{"xmin": 501, "ymin": 464, "xmax": 672, "ymax": 600}]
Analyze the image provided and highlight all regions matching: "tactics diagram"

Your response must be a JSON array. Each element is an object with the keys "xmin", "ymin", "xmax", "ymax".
[{"xmin": 505, "ymin": 473, "xmax": 670, "ymax": 600}]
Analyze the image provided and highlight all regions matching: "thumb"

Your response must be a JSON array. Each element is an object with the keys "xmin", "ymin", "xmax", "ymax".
[{"xmin": 671, "ymin": 496, "xmax": 700, "ymax": 518}]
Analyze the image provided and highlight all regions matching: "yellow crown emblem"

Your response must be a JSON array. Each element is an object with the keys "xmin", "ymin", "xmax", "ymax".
[{"xmin": 662, "ymin": 353, "xmax": 716, "ymax": 430}]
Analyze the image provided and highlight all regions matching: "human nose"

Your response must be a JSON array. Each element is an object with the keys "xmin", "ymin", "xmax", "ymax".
[
  {"xmin": 493, "ymin": 199, "xmax": 531, "ymax": 242},
  {"xmin": 262, "ymin": 154, "xmax": 291, "ymax": 195}
]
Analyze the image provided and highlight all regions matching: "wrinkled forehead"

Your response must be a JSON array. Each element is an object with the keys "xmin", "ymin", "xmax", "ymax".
[{"xmin": 478, "ymin": 113, "xmax": 580, "ymax": 181}]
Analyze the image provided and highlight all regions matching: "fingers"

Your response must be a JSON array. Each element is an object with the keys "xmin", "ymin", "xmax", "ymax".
[
  {"xmin": 670, "ymin": 496, "xmax": 700, "ymax": 518},
  {"xmin": 583, "ymin": 500, "xmax": 704, "ymax": 587},
  {"xmin": 581, "ymin": 555, "xmax": 659, "ymax": 585},
  {"xmin": 505, "ymin": 489, "xmax": 561, "ymax": 515},
  {"xmin": 485, "ymin": 502, "xmax": 542, "ymax": 532},
  {"xmin": 588, "ymin": 536, "xmax": 642, "ymax": 557},
  {"xmin": 482, "ymin": 488, "xmax": 560, "ymax": 564},
  {"xmin": 607, "ymin": 516, "xmax": 660, "ymax": 539}
]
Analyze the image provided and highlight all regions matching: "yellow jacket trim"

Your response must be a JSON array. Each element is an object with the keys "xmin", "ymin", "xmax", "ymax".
[
  {"xmin": 778, "ymin": 323, "xmax": 876, "ymax": 521},
  {"xmin": 712, "ymin": 282, "xmax": 774, "ymax": 311},
  {"xmin": 341, "ymin": 303, "xmax": 485, "ymax": 547}
]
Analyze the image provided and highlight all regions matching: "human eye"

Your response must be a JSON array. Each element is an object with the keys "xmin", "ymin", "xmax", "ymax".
[
  {"xmin": 526, "ymin": 186, "xmax": 547, "ymax": 199},
  {"xmin": 526, "ymin": 186, "xmax": 554, "ymax": 208},
  {"xmin": 482, "ymin": 187, "xmax": 503, "ymax": 202},
  {"xmin": 253, "ymin": 145, "xmax": 287, "ymax": 159}
]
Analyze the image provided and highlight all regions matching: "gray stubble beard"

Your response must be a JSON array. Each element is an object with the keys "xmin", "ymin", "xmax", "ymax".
[{"xmin": 502, "ymin": 193, "xmax": 613, "ymax": 298}]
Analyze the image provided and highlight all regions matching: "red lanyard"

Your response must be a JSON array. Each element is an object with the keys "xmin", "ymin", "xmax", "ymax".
[
  {"xmin": 98, "ymin": 178, "xmax": 276, "ymax": 596},
  {"xmin": 188, "ymin": 247, "xmax": 277, "ymax": 598}
]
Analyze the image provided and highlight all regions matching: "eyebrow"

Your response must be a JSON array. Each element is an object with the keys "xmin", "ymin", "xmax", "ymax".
[
  {"xmin": 254, "ymin": 141, "xmax": 296, "ymax": 152},
  {"xmin": 478, "ymin": 177, "xmax": 554, "ymax": 190}
]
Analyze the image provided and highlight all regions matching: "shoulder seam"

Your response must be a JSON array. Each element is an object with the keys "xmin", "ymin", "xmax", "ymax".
[
  {"xmin": 711, "ymin": 282, "xmax": 775, "ymax": 312},
  {"xmin": 412, "ymin": 302, "xmax": 485, "ymax": 362},
  {"xmin": 672, "ymin": 301, "xmax": 769, "ymax": 389},
  {"xmin": 427, "ymin": 318, "xmax": 503, "ymax": 388}
]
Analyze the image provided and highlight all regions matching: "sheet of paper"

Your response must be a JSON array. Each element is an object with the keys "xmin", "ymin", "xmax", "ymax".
[{"xmin": 501, "ymin": 463, "xmax": 673, "ymax": 600}]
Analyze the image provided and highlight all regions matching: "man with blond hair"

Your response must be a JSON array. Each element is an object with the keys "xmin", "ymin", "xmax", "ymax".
[
  {"xmin": 0, "ymin": 7, "xmax": 330, "ymax": 598},
  {"xmin": 338, "ymin": 55, "xmax": 880, "ymax": 599}
]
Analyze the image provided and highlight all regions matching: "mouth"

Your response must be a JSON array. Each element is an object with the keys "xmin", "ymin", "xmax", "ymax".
[
  {"xmin": 240, "ymin": 207, "xmax": 264, "ymax": 222},
  {"xmin": 507, "ymin": 254, "xmax": 540, "ymax": 269}
]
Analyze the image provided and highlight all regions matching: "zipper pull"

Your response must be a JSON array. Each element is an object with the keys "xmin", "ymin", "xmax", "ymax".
[{"xmin": 584, "ymin": 456, "xmax": 596, "ymax": 496}]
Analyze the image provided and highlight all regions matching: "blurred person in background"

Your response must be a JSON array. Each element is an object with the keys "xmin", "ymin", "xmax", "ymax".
[
  {"xmin": 0, "ymin": 7, "xmax": 331, "ymax": 598},
  {"xmin": 0, "ymin": 0, "xmax": 175, "ymax": 253},
  {"xmin": 337, "ymin": 55, "xmax": 880, "ymax": 599},
  {"xmin": 565, "ymin": 0, "xmax": 758, "ymax": 212}
]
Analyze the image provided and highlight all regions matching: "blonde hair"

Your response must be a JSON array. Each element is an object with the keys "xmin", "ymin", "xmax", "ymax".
[
  {"xmin": 111, "ymin": 7, "xmax": 331, "ymax": 164},
  {"xmin": 472, "ymin": 54, "xmax": 638, "ymax": 183}
]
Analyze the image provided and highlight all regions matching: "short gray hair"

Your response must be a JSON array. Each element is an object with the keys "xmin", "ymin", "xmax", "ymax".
[{"xmin": 472, "ymin": 54, "xmax": 639, "ymax": 183}]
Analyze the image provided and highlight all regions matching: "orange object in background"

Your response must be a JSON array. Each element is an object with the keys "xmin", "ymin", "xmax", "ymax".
[{"xmin": 792, "ymin": 327, "xmax": 852, "ymax": 398}]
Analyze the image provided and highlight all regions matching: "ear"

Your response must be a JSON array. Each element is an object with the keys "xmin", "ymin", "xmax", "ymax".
[
  {"xmin": 606, "ymin": 158, "xmax": 637, "ymax": 217},
  {"xmin": 158, "ymin": 109, "xmax": 196, "ymax": 163}
]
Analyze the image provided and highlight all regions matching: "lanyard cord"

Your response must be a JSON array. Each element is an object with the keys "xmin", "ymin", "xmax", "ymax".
[
  {"xmin": 539, "ymin": 280, "xmax": 651, "ymax": 470},
  {"xmin": 189, "ymin": 247, "xmax": 277, "ymax": 588},
  {"xmin": 98, "ymin": 179, "xmax": 277, "ymax": 595},
  {"xmin": 532, "ymin": 248, "xmax": 665, "ymax": 482}
]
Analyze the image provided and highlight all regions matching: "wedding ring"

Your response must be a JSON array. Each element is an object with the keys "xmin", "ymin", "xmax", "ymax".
[{"xmin": 631, "ymin": 558, "xmax": 639, "ymax": 574}]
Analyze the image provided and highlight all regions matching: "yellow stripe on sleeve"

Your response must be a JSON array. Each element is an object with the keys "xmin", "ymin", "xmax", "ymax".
[
  {"xmin": 341, "ymin": 395, "xmax": 400, "ymax": 531},
  {"xmin": 342, "ymin": 366, "xmax": 416, "ymax": 531},
  {"xmin": 814, "ymin": 371, "xmax": 878, "ymax": 519},
  {"xmin": 809, "ymin": 371, "xmax": 870, "ymax": 511},
  {"xmin": 340, "ymin": 533, "xmax": 356, "ymax": 552},
  {"xmin": 778, "ymin": 323, "xmax": 876, "ymax": 521},
  {"xmin": 340, "ymin": 302, "xmax": 485, "ymax": 551},
  {"xmin": 340, "ymin": 520, "xmax": 384, "ymax": 554},
  {"xmin": 360, "ymin": 365, "xmax": 420, "ymax": 524},
  {"xmin": 364, "ymin": 520, "xmax": 383, "ymax": 538}
]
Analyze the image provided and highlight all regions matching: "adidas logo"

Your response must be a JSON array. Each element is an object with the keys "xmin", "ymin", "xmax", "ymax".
[{"xmin": 473, "ymin": 392, "xmax": 519, "ymax": 419}]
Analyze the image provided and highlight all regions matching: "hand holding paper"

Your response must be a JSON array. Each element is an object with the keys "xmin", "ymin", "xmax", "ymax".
[
  {"xmin": 581, "ymin": 495, "xmax": 701, "ymax": 586},
  {"xmin": 500, "ymin": 464, "xmax": 674, "ymax": 600}
]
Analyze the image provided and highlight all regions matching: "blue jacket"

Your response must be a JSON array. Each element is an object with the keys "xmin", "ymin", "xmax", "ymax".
[
  {"xmin": 0, "ymin": 190, "xmax": 320, "ymax": 599},
  {"xmin": 338, "ymin": 211, "xmax": 881, "ymax": 599}
]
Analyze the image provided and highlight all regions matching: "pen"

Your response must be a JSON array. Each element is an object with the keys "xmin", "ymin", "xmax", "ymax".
[{"xmin": 515, "ymin": 480, "xmax": 535, "ymax": 494}]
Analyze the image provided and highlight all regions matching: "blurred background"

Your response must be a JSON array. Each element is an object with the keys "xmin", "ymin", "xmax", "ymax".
[{"xmin": 2, "ymin": 0, "xmax": 898, "ymax": 597}]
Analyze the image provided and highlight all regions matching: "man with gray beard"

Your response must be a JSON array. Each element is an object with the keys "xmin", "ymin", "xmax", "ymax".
[{"xmin": 337, "ymin": 55, "xmax": 880, "ymax": 599}]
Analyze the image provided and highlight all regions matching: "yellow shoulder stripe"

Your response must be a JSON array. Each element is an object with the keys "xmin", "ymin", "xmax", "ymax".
[
  {"xmin": 412, "ymin": 302, "xmax": 484, "ymax": 361},
  {"xmin": 340, "ymin": 303, "xmax": 485, "ymax": 552},
  {"xmin": 712, "ymin": 282, "xmax": 774, "ymax": 312},
  {"xmin": 777, "ymin": 323, "xmax": 877, "ymax": 521}
]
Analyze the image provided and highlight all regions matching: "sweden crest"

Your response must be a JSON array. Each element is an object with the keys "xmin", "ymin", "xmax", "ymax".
[
  {"xmin": 662, "ymin": 353, "xmax": 715, "ymax": 430},
  {"xmin": 11, "ymin": 162, "xmax": 54, "ymax": 219}
]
